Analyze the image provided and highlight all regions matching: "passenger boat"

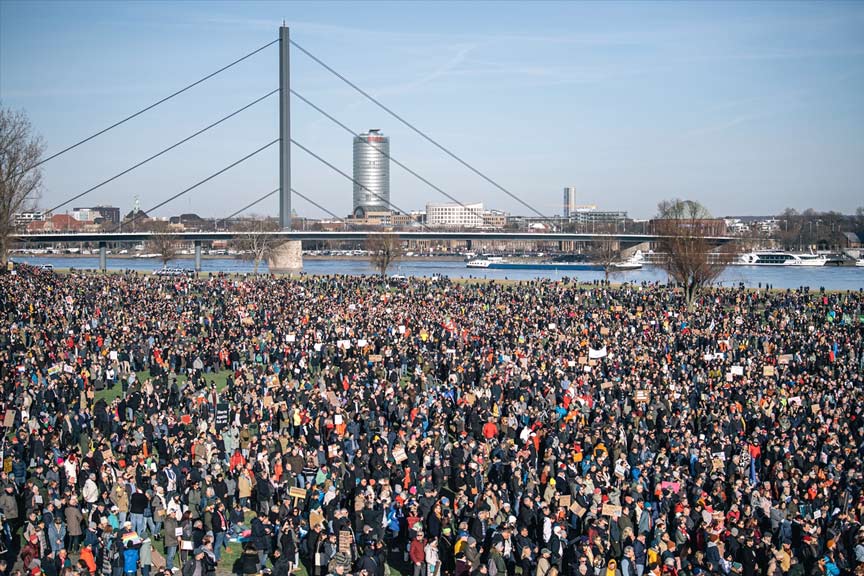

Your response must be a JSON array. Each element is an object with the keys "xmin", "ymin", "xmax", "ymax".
[{"xmin": 735, "ymin": 251, "xmax": 827, "ymax": 266}]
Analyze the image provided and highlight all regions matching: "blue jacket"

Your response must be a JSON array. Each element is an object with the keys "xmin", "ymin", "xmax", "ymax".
[{"xmin": 123, "ymin": 547, "xmax": 139, "ymax": 573}]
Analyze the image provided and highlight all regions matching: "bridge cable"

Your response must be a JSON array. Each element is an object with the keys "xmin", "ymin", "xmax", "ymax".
[
  {"xmin": 291, "ymin": 188, "xmax": 354, "ymax": 228},
  {"xmin": 115, "ymin": 138, "xmax": 279, "ymax": 232},
  {"xmin": 290, "ymin": 39, "xmax": 556, "ymax": 226},
  {"xmin": 291, "ymin": 89, "xmax": 493, "ymax": 228},
  {"xmin": 290, "ymin": 138, "xmax": 430, "ymax": 231},
  {"xmin": 219, "ymin": 186, "xmax": 353, "ymax": 231},
  {"xmin": 46, "ymin": 89, "xmax": 279, "ymax": 215},
  {"xmin": 220, "ymin": 188, "xmax": 280, "ymax": 225},
  {"xmin": 20, "ymin": 38, "xmax": 279, "ymax": 176}
]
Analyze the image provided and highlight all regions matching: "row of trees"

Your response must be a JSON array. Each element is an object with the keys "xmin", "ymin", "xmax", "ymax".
[{"xmin": 773, "ymin": 207, "xmax": 864, "ymax": 250}]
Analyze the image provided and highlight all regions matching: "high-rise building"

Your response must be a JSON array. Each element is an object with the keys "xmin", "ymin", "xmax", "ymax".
[
  {"xmin": 353, "ymin": 129, "xmax": 390, "ymax": 217},
  {"xmin": 563, "ymin": 187, "xmax": 577, "ymax": 219}
]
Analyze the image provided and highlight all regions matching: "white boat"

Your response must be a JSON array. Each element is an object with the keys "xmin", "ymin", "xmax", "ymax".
[
  {"xmin": 735, "ymin": 251, "xmax": 827, "ymax": 267},
  {"xmin": 856, "ymin": 258, "xmax": 864, "ymax": 267},
  {"xmin": 466, "ymin": 256, "xmax": 505, "ymax": 268},
  {"xmin": 609, "ymin": 251, "xmax": 645, "ymax": 271}
]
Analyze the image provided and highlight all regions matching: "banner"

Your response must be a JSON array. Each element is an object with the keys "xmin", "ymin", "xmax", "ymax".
[{"xmin": 588, "ymin": 346, "xmax": 607, "ymax": 359}]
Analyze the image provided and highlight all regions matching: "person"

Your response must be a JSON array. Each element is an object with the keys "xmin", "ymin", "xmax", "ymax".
[
  {"xmin": 535, "ymin": 549, "xmax": 552, "ymax": 576},
  {"xmin": 122, "ymin": 542, "xmax": 139, "ymax": 576},
  {"xmin": 410, "ymin": 532, "xmax": 427, "ymax": 576},
  {"xmin": 621, "ymin": 546, "xmax": 638, "ymax": 576},
  {"xmin": 237, "ymin": 544, "xmax": 258, "ymax": 576},
  {"xmin": 425, "ymin": 538, "xmax": 440, "ymax": 576},
  {"xmin": 270, "ymin": 549, "xmax": 290, "ymax": 576},
  {"xmin": 139, "ymin": 539, "xmax": 152, "ymax": 576},
  {"xmin": 163, "ymin": 512, "xmax": 179, "ymax": 572},
  {"xmin": 488, "ymin": 541, "xmax": 506, "ymax": 576}
]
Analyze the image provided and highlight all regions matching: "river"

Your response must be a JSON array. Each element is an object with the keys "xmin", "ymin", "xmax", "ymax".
[{"xmin": 11, "ymin": 255, "xmax": 864, "ymax": 290}]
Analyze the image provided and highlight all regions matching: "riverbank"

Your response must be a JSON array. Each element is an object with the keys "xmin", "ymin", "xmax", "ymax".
[
  {"xmin": 10, "ymin": 254, "xmax": 864, "ymax": 290},
  {"xmin": 10, "ymin": 252, "xmax": 467, "ymax": 261}
]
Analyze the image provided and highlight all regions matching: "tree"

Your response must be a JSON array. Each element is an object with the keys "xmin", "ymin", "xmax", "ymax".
[
  {"xmin": 366, "ymin": 233, "xmax": 403, "ymax": 276},
  {"xmin": 0, "ymin": 106, "xmax": 44, "ymax": 265},
  {"xmin": 231, "ymin": 217, "xmax": 280, "ymax": 274},
  {"xmin": 144, "ymin": 221, "xmax": 177, "ymax": 267},
  {"xmin": 654, "ymin": 199, "xmax": 737, "ymax": 309},
  {"xmin": 590, "ymin": 224, "xmax": 620, "ymax": 281}
]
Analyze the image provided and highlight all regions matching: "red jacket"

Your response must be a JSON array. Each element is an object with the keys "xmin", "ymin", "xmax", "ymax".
[{"xmin": 409, "ymin": 538, "xmax": 426, "ymax": 564}]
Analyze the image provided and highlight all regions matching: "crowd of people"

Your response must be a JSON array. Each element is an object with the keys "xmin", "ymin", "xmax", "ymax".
[{"xmin": 0, "ymin": 264, "xmax": 862, "ymax": 576}]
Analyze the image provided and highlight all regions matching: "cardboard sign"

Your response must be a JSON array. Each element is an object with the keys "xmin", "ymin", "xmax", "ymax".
[
  {"xmin": 327, "ymin": 392, "xmax": 340, "ymax": 407},
  {"xmin": 464, "ymin": 393, "xmax": 476, "ymax": 406},
  {"xmin": 763, "ymin": 366, "xmax": 775, "ymax": 377},
  {"xmin": 731, "ymin": 365, "xmax": 744, "ymax": 376},
  {"xmin": 309, "ymin": 509, "xmax": 324, "ymax": 529},
  {"xmin": 601, "ymin": 504, "xmax": 622, "ymax": 518},
  {"xmin": 338, "ymin": 530, "xmax": 353, "ymax": 554},
  {"xmin": 558, "ymin": 495, "xmax": 571, "ymax": 508},
  {"xmin": 215, "ymin": 403, "xmax": 230, "ymax": 431},
  {"xmin": 151, "ymin": 548, "xmax": 166, "ymax": 570},
  {"xmin": 600, "ymin": 327, "xmax": 610, "ymax": 336},
  {"xmin": 289, "ymin": 487, "xmax": 308, "ymax": 500},
  {"xmin": 578, "ymin": 357, "xmax": 587, "ymax": 365},
  {"xmin": 601, "ymin": 381, "xmax": 614, "ymax": 390},
  {"xmin": 778, "ymin": 354, "xmax": 793, "ymax": 365},
  {"xmin": 369, "ymin": 354, "xmax": 383, "ymax": 363},
  {"xmin": 569, "ymin": 502, "xmax": 587, "ymax": 517},
  {"xmin": 634, "ymin": 390, "xmax": 650, "ymax": 403},
  {"xmin": 392, "ymin": 446, "xmax": 408, "ymax": 464},
  {"xmin": 2, "ymin": 410, "xmax": 15, "ymax": 428}
]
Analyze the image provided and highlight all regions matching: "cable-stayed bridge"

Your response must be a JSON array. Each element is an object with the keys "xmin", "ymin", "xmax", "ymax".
[{"xmin": 13, "ymin": 26, "xmax": 735, "ymax": 271}]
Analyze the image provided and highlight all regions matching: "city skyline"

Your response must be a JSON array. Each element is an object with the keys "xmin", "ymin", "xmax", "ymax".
[{"xmin": 1, "ymin": 1, "xmax": 862, "ymax": 220}]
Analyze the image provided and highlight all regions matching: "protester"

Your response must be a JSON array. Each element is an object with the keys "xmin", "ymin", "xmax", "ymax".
[{"xmin": 0, "ymin": 265, "xmax": 862, "ymax": 576}]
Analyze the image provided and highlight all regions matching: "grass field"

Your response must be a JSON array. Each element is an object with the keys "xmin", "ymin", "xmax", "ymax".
[{"xmin": 94, "ymin": 369, "xmax": 234, "ymax": 403}]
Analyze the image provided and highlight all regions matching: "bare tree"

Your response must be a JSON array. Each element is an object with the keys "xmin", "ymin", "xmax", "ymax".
[
  {"xmin": 142, "ymin": 221, "xmax": 177, "ymax": 267},
  {"xmin": 231, "ymin": 217, "xmax": 280, "ymax": 274},
  {"xmin": 654, "ymin": 199, "xmax": 737, "ymax": 309},
  {"xmin": 590, "ymin": 223, "xmax": 620, "ymax": 280},
  {"xmin": 0, "ymin": 106, "xmax": 44, "ymax": 265},
  {"xmin": 366, "ymin": 233, "xmax": 403, "ymax": 276}
]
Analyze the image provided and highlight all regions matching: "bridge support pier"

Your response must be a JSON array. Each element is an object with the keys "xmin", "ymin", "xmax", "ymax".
[
  {"xmin": 268, "ymin": 240, "xmax": 303, "ymax": 274},
  {"xmin": 99, "ymin": 242, "xmax": 107, "ymax": 272},
  {"xmin": 194, "ymin": 241, "xmax": 202, "ymax": 273}
]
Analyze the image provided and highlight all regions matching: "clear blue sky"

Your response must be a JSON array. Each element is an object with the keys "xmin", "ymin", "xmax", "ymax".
[{"xmin": 1, "ymin": 1, "xmax": 862, "ymax": 219}]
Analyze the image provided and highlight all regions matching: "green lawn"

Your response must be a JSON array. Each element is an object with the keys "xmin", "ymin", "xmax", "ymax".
[{"xmin": 94, "ymin": 369, "xmax": 234, "ymax": 403}]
